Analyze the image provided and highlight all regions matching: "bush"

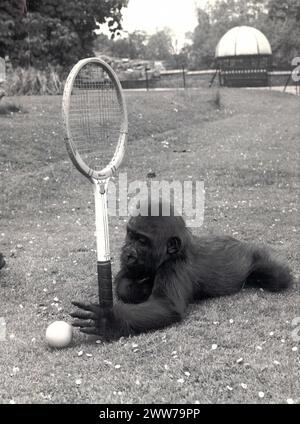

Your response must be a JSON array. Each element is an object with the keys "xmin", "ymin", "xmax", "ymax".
[{"xmin": 5, "ymin": 67, "xmax": 64, "ymax": 95}]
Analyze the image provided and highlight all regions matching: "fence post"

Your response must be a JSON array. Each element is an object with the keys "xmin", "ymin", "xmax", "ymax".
[
  {"xmin": 283, "ymin": 72, "xmax": 292, "ymax": 93},
  {"xmin": 218, "ymin": 69, "xmax": 222, "ymax": 86},
  {"xmin": 145, "ymin": 67, "xmax": 149, "ymax": 91},
  {"xmin": 182, "ymin": 65, "xmax": 186, "ymax": 89}
]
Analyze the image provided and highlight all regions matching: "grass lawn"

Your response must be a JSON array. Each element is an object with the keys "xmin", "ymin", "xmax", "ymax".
[{"xmin": 0, "ymin": 88, "xmax": 299, "ymax": 404}]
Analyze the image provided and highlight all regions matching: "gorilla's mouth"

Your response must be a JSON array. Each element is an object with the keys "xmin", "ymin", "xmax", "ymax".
[{"xmin": 125, "ymin": 260, "xmax": 151, "ymax": 277}]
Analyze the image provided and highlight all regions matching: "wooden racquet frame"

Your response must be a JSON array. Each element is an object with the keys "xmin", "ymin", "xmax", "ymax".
[{"xmin": 62, "ymin": 57, "xmax": 128, "ymax": 308}]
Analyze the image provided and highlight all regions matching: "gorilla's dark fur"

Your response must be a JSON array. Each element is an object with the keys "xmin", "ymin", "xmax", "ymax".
[{"xmin": 71, "ymin": 202, "xmax": 292, "ymax": 341}]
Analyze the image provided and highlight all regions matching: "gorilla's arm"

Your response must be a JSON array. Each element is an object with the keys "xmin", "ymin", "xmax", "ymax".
[
  {"xmin": 71, "ymin": 266, "xmax": 193, "ymax": 340},
  {"xmin": 71, "ymin": 296, "xmax": 182, "ymax": 340}
]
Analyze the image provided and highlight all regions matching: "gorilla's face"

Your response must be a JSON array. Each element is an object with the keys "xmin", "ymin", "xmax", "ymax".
[
  {"xmin": 120, "ymin": 224, "xmax": 157, "ymax": 277},
  {"xmin": 120, "ymin": 215, "xmax": 185, "ymax": 278}
]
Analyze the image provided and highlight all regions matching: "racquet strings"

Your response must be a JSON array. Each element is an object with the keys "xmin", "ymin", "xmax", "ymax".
[{"xmin": 69, "ymin": 62, "xmax": 123, "ymax": 171}]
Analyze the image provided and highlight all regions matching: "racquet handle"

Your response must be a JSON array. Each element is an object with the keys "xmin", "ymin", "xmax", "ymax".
[{"xmin": 97, "ymin": 261, "xmax": 113, "ymax": 308}]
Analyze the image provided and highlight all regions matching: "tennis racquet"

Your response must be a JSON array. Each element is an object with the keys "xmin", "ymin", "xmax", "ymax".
[{"xmin": 62, "ymin": 57, "xmax": 128, "ymax": 309}]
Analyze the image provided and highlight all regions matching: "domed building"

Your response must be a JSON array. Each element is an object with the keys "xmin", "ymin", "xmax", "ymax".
[{"xmin": 215, "ymin": 26, "xmax": 272, "ymax": 87}]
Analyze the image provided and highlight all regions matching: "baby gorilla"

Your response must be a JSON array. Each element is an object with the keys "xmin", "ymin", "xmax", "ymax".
[{"xmin": 71, "ymin": 203, "xmax": 293, "ymax": 341}]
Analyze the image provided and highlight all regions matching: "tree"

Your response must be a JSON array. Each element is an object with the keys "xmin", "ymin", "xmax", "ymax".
[
  {"xmin": 208, "ymin": 0, "xmax": 268, "ymax": 43},
  {"xmin": 95, "ymin": 30, "xmax": 148, "ymax": 59},
  {"xmin": 0, "ymin": 0, "xmax": 128, "ymax": 68},
  {"xmin": 187, "ymin": 0, "xmax": 300, "ymax": 70},
  {"xmin": 109, "ymin": 37, "xmax": 131, "ymax": 58},
  {"xmin": 93, "ymin": 33, "xmax": 114, "ymax": 55},
  {"xmin": 266, "ymin": 0, "xmax": 300, "ymax": 68},
  {"xmin": 0, "ymin": 1, "xmax": 28, "ymax": 58},
  {"xmin": 268, "ymin": 0, "xmax": 300, "ymax": 21},
  {"xmin": 145, "ymin": 29, "xmax": 174, "ymax": 61},
  {"xmin": 112, "ymin": 31, "xmax": 148, "ymax": 59},
  {"xmin": 127, "ymin": 30, "xmax": 148, "ymax": 59},
  {"xmin": 186, "ymin": 9, "xmax": 215, "ymax": 69}
]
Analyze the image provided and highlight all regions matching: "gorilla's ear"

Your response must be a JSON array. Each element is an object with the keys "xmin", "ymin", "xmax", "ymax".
[{"xmin": 167, "ymin": 237, "xmax": 182, "ymax": 255}]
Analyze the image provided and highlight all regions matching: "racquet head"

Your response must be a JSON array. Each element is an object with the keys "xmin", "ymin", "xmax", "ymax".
[{"xmin": 62, "ymin": 57, "xmax": 128, "ymax": 181}]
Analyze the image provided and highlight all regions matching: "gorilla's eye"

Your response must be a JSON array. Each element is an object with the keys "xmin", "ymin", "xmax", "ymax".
[{"xmin": 138, "ymin": 237, "xmax": 148, "ymax": 246}]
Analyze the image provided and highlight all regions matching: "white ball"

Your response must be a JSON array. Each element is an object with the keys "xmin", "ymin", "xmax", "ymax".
[{"xmin": 46, "ymin": 321, "xmax": 73, "ymax": 348}]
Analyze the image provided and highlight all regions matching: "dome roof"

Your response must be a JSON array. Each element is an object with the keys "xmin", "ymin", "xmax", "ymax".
[{"xmin": 215, "ymin": 26, "xmax": 272, "ymax": 58}]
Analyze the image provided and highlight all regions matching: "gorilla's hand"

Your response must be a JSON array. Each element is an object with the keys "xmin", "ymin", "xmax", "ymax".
[{"xmin": 70, "ymin": 301, "xmax": 124, "ymax": 341}]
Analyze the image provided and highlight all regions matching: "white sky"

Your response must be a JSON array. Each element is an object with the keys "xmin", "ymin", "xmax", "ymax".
[{"xmin": 101, "ymin": 0, "xmax": 215, "ymax": 48}]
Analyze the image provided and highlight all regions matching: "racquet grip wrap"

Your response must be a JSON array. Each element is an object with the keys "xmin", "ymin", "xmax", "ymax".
[{"xmin": 97, "ymin": 261, "xmax": 113, "ymax": 308}]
